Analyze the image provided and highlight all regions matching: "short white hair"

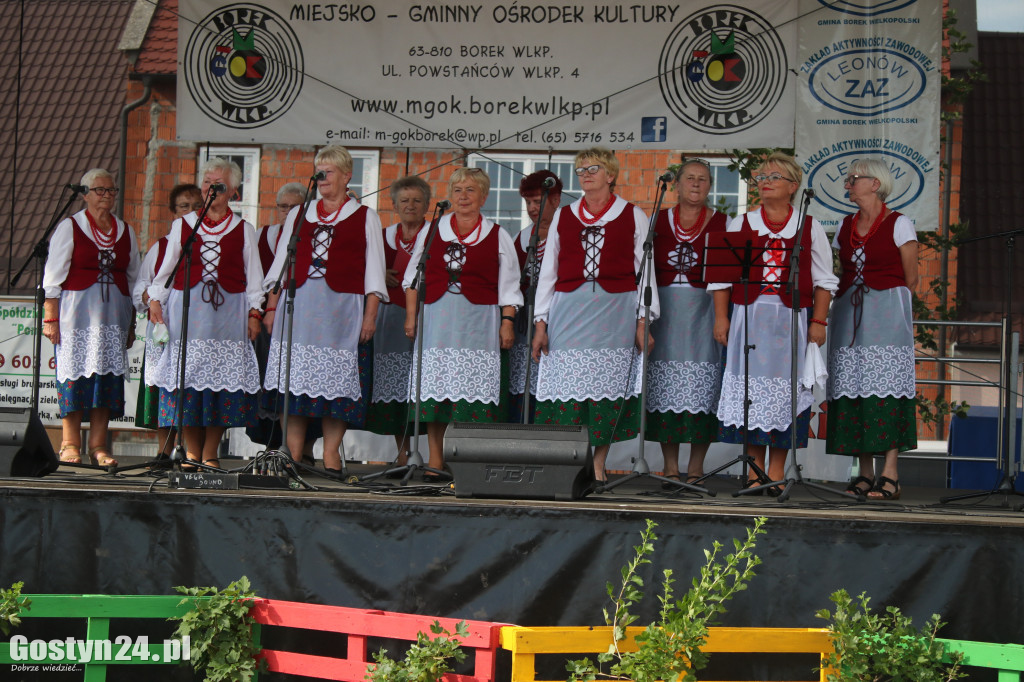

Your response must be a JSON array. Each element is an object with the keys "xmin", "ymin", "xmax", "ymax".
[
  {"xmin": 80, "ymin": 168, "xmax": 114, "ymax": 189},
  {"xmin": 199, "ymin": 157, "xmax": 243, "ymax": 190},
  {"xmin": 277, "ymin": 182, "xmax": 308, "ymax": 203},
  {"xmin": 849, "ymin": 158, "xmax": 894, "ymax": 202}
]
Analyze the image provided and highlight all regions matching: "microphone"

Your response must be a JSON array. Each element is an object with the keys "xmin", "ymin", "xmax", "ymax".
[
  {"xmin": 436, "ymin": 200, "xmax": 451, "ymax": 210},
  {"xmin": 313, "ymin": 170, "xmax": 327, "ymax": 181},
  {"xmin": 658, "ymin": 170, "xmax": 676, "ymax": 183},
  {"xmin": 209, "ymin": 183, "xmax": 227, "ymax": 194},
  {"xmin": 803, "ymin": 188, "xmax": 815, "ymax": 199},
  {"xmin": 542, "ymin": 176, "xmax": 557, "ymax": 189},
  {"xmin": 65, "ymin": 184, "xmax": 88, "ymax": 194}
]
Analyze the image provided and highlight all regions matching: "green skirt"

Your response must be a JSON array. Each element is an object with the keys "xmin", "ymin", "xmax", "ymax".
[
  {"xmin": 409, "ymin": 350, "xmax": 509, "ymax": 424},
  {"xmin": 535, "ymin": 396, "xmax": 639, "ymax": 447},
  {"xmin": 645, "ymin": 410, "xmax": 719, "ymax": 444},
  {"xmin": 365, "ymin": 400, "xmax": 411, "ymax": 436},
  {"xmin": 826, "ymin": 395, "xmax": 917, "ymax": 454},
  {"xmin": 134, "ymin": 360, "xmax": 160, "ymax": 430}
]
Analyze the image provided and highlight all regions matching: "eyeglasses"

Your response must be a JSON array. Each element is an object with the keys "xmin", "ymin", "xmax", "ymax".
[
  {"xmin": 574, "ymin": 164, "xmax": 603, "ymax": 176},
  {"xmin": 175, "ymin": 201, "xmax": 204, "ymax": 211},
  {"xmin": 680, "ymin": 157, "xmax": 711, "ymax": 169},
  {"xmin": 843, "ymin": 174, "xmax": 875, "ymax": 186},
  {"xmin": 89, "ymin": 187, "xmax": 118, "ymax": 197},
  {"xmin": 750, "ymin": 172, "xmax": 795, "ymax": 185},
  {"xmin": 277, "ymin": 203, "xmax": 300, "ymax": 211}
]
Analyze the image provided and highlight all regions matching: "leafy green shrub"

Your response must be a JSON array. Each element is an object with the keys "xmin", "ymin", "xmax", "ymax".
[
  {"xmin": 366, "ymin": 620, "xmax": 469, "ymax": 682},
  {"xmin": 0, "ymin": 581, "xmax": 30, "ymax": 636}
]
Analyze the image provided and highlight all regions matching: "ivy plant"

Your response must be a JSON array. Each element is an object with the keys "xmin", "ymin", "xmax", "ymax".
[
  {"xmin": 816, "ymin": 589, "xmax": 964, "ymax": 682},
  {"xmin": 366, "ymin": 619, "xmax": 469, "ymax": 682},
  {"xmin": 0, "ymin": 581, "xmax": 30, "ymax": 636},
  {"xmin": 170, "ymin": 575, "xmax": 264, "ymax": 682},
  {"xmin": 567, "ymin": 516, "xmax": 767, "ymax": 682}
]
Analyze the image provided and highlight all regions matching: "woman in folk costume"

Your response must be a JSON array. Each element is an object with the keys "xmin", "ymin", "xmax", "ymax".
[
  {"xmin": 531, "ymin": 147, "xmax": 658, "ymax": 484},
  {"xmin": 647, "ymin": 157, "xmax": 727, "ymax": 486},
  {"xmin": 827, "ymin": 158, "xmax": 918, "ymax": 500},
  {"xmin": 401, "ymin": 167, "xmax": 522, "ymax": 479},
  {"xmin": 148, "ymin": 157, "xmax": 264, "ymax": 468},
  {"xmin": 262, "ymin": 145, "xmax": 388, "ymax": 475},
  {"xmin": 365, "ymin": 175, "xmax": 431, "ymax": 466},
  {"xmin": 709, "ymin": 152, "xmax": 838, "ymax": 495},
  {"xmin": 134, "ymin": 183, "xmax": 202, "ymax": 457},
  {"xmin": 43, "ymin": 168, "xmax": 140, "ymax": 467},
  {"xmin": 509, "ymin": 169, "xmax": 562, "ymax": 422}
]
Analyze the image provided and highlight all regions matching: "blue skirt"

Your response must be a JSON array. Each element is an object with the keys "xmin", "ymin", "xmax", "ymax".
[
  {"xmin": 263, "ymin": 342, "xmax": 372, "ymax": 426},
  {"xmin": 57, "ymin": 372, "xmax": 125, "ymax": 420},
  {"xmin": 158, "ymin": 387, "xmax": 257, "ymax": 428},
  {"xmin": 718, "ymin": 407, "xmax": 813, "ymax": 449}
]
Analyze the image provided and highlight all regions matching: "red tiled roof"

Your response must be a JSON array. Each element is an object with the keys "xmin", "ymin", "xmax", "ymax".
[
  {"xmin": 957, "ymin": 32, "xmax": 1024, "ymax": 347},
  {"xmin": 0, "ymin": 0, "xmax": 135, "ymax": 292},
  {"xmin": 133, "ymin": 0, "xmax": 177, "ymax": 76}
]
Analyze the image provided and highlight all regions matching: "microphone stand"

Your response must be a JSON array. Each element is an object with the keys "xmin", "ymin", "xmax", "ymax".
[
  {"xmin": 10, "ymin": 187, "xmax": 84, "ymax": 423},
  {"xmin": 361, "ymin": 202, "xmax": 449, "ymax": 485},
  {"xmin": 159, "ymin": 187, "xmax": 222, "ymax": 472},
  {"xmin": 772, "ymin": 189, "xmax": 848, "ymax": 502},
  {"xmin": 267, "ymin": 174, "xmax": 321, "ymax": 476},
  {"xmin": 519, "ymin": 186, "xmax": 549, "ymax": 424},
  {"xmin": 599, "ymin": 174, "xmax": 710, "ymax": 496}
]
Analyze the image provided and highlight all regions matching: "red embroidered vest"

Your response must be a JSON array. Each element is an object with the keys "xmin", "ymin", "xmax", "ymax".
[
  {"xmin": 653, "ymin": 209, "xmax": 727, "ymax": 289},
  {"xmin": 172, "ymin": 217, "xmax": 247, "ymax": 293},
  {"xmin": 257, "ymin": 224, "xmax": 282, "ymax": 276},
  {"xmin": 292, "ymin": 205, "xmax": 368, "ymax": 294},
  {"xmin": 729, "ymin": 214, "xmax": 814, "ymax": 309},
  {"xmin": 424, "ymin": 223, "xmax": 500, "ymax": 305},
  {"xmin": 554, "ymin": 203, "xmax": 636, "ymax": 294},
  {"xmin": 836, "ymin": 211, "xmax": 907, "ymax": 297},
  {"xmin": 62, "ymin": 215, "xmax": 131, "ymax": 295},
  {"xmin": 384, "ymin": 224, "xmax": 418, "ymax": 305}
]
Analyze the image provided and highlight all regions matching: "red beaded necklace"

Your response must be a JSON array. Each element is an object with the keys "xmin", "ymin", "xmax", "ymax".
[
  {"xmin": 849, "ymin": 203, "xmax": 889, "ymax": 249},
  {"xmin": 316, "ymin": 197, "xmax": 348, "ymax": 224},
  {"xmin": 85, "ymin": 210, "xmax": 117, "ymax": 249},
  {"xmin": 673, "ymin": 205, "xmax": 708, "ymax": 241},
  {"xmin": 453, "ymin": 214, "xmax": 484, "ymax": 245},
  {"xmin": 201, "ymin": 207, "xmax": 233, "ymax": 235},
  {"xmin": 397, "ymin": 220, "xmax": 424, "ymax": 254},
  {"xmin": 577, "ymin": 194, "xmax": 616, "ymax": 225},
  {"xmin": 760, "ymin": 205, "xmax": 793, "ymax": 234}
]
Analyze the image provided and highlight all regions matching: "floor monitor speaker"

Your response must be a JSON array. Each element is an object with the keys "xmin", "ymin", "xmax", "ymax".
[{"xmin": 0, "ymin": 407, "xmax": 59, "ymax": 477}]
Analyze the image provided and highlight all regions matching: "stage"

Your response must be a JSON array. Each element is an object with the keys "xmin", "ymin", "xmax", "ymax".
[{"xmin": 2, "ymin": 454, "xmax": 1022, "ymax": 668}]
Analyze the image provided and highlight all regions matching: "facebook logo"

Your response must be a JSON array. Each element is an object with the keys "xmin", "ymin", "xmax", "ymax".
[{"xmin": 641, "ymin": 117, "xmax": 667, "ymax": 142}]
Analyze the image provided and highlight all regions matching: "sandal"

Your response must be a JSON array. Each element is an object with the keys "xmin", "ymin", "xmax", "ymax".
[
  {"xmin": 202, "ymin": 458, "xmax": 221, "ymax": 470},
  {"xmin": 660, "ymin": 473, "xmax": 681, "ymax": 491},
  {"xmin": 88, "ymin": 447, "xmax": 118, "ymax": 468},
  {"xmin": 59, "ymin": 443, "xmax": 82, "ymax": 464},
  {"xmin": 180, "ymin": 457, "xmax": 200, "ymax": 471},
  {"xmin": 741, "ymin": 477, "xmax": 764, "ymax": 496},
  {"xmin": 845, "ymin": 475, "xmax": 874, "ymax": 497},
  {"xmin": 868, "ymin": 476, "xmax": 901, "ymax": 500}
]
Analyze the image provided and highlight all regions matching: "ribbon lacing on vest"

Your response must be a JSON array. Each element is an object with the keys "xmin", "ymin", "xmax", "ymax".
[
  {"xmin": 669, "ymin": 242, "xmax": 696, "ymax": 283},
  {"xmin": 444, "ymin": 242, "xmax": 467, "ymax": 293},
  {"xmin": 848, "ymin": 246, "xmax": 867, "ymax": 345},
  {"xmin": 199, "ymin": 240, "xmax": 224, "ymax": 310},
  {"xmin": 310, "ymin": 224, "xmax": 334, "ymax": 279},
  {"xmin": 760, "ymin": 237, "xmax": 784, "ymax": 296},
  {"xmin": 581, "ymin": 226, "xmax": 604, "ymax": 283},
  {"xmin": 96, "ymin": 249, "xmax": 115, "ymax": 302}
]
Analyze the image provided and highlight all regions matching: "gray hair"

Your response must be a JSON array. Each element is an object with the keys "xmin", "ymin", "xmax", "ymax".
[
  {"xmin": 315, "ymin": 145, "xmax": 353, "ymax": 175},
  {"xmin": 199, "ymin": 157, "xmax": 243, "ymax": 190},
  {"xmin": 80, "ymin": 168, "xmax": 114, "ymax": 189},
  {"xmin": 277, "ymin": 182, "xmax": 308, "ymax": 203},
  {"xmin": 389, "ymin": 175, "xmax": 432, "ymax": 204},
  {"xmin": 849, "ymin": 158, "xmax": 894, "ymax": 202}
]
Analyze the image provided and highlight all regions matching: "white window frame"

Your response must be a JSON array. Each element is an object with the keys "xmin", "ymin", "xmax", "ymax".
[
  {"xmin": 705, "ymin": 158, "xmax": 748, "ymax": 217},
  {"xmin": 468, "ymin": 152, "xmax": 580, "ymax": 235},
  {"xmin": 347, "ymin": 149, "xmax": 381, "ymax": 211}
]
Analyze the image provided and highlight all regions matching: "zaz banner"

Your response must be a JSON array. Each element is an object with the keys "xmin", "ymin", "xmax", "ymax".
[
  {"xmin": 177, "ymin": 1, "xmax": 799, "ymax": 150},
  {"xmin": 796, "ymin": 0, "xmax": 941, "ymax": 232}
]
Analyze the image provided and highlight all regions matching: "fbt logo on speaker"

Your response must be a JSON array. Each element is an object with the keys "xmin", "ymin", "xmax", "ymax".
[{"xmin": 8, "ymin": 635, "xmax": 191, "ymax": 666}]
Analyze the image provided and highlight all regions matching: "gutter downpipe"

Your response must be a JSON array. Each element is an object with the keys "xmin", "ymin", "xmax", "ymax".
[{"xmin": 118, "ymin": 76, "xmax": 153, "ymax": 216}]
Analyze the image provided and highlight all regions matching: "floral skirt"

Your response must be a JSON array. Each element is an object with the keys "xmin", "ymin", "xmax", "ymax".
[
  {"xmin": 719, "ymin": 407, "xmax": 812, "ymax": 449},
  {"xmin": 410, "ymin": 351, "xmax": 509, "ymax": 424},
  {"xmin": 158, "ymin": 388, "xmax": 257, "ymax": 428},
  {"xmin": 645, "ymin": 410, "xmax": 719, "ymax": 444},
  {"xmin": 826, "ymin": 395, "xmax": 917, "ymax": 454},
  {"xmin": 534, "ymin": 396, "xmax": 639, "ymax": 447},
  {"xmin": 57, "ymin": 372, "xmax": 124, "ymax": 420},
  {"xmin": 365, "ymin": 400, "xmax": 411, "ymax": 436}
]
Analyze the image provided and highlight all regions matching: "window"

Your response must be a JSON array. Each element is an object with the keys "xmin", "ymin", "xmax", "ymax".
[
  {"xmin": 706, "ymin": 160, "xmax": 747, "ymax": 217},
  {"xmin": 347, "ymin": 149, "xmax": 381, "ymax": 211},
  {"xmin": 468, "ymin": 153, "xmax": 581, "ymax": 235},
  {"xmin": 198, "ymin": 145, "xmax": 261, "ymax": 226}
]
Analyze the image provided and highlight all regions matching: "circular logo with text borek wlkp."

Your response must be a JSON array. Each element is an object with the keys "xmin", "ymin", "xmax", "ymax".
[
  {"xmin": 658, "ymin": 5, "xmax": 788, "ymax": 134},
  {"xmin": 183, "ymin": 3, "xmax": 304, "ymax": 129}
]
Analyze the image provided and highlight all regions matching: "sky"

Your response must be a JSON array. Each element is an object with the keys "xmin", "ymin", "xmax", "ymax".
[{"xmin": 977, "ymin": 0, "xmax": 1024, "ymax": 31}]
